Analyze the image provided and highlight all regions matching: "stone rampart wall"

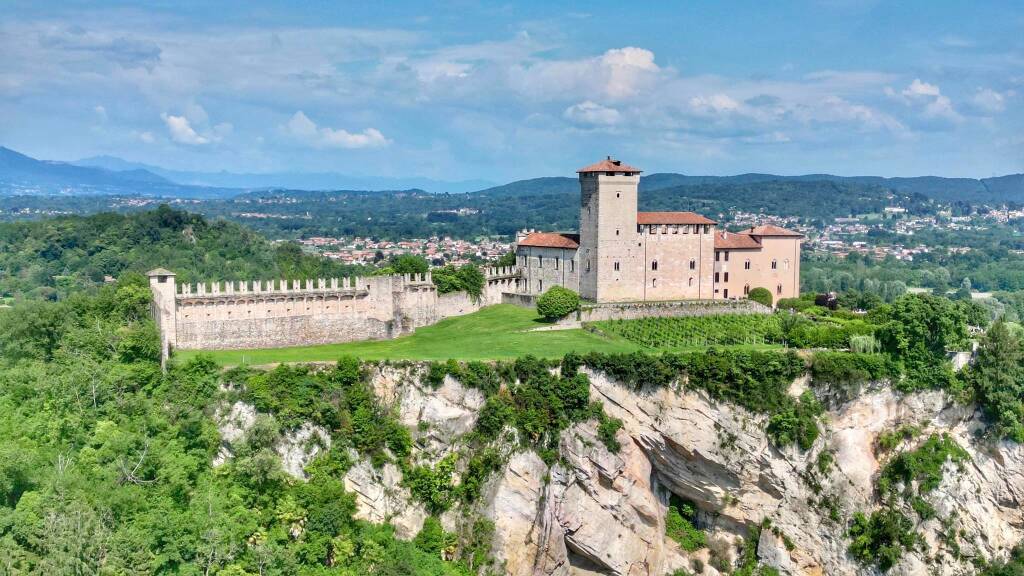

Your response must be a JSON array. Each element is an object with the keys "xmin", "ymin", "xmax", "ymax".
[
  {"xmin": 153, "ymin": 267, "xmax": 519, "ymax": 354},
  {"xmin": 569, "ymin": 297, "xmax": 771, "ymax": 324}
]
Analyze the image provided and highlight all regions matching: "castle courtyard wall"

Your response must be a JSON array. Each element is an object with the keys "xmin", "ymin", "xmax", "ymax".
[{"xmin": 153, "ymin": 267, "xmax": 517, "ymax": 355}]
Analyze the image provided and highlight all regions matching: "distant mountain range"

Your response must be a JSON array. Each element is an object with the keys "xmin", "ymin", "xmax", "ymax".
[
  {"xmin": 72, "ymin": 155, "xmax": 494, "ymax": 194},
  {"xmin": 475, "ymin": 173, "xmax": 1024, "ymax": 203},
  {"xmin": 2, "ymin": 145, "xmax": 1023, "ymax": 203}
]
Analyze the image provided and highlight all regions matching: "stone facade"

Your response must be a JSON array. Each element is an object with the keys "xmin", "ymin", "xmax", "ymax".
[
  {"xmin": 514, "ymin": 157, "xmax": 803, "ymax": 304},
  {"xmin": 148, "ymin": 267, "xmax": 517, "ymax": 360}
]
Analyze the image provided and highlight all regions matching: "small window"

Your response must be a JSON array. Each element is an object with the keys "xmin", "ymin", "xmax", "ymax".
[
  {"xmin": 715, "ymin": 252, "xmax": 720, "ymax": 262},
  {"xmin": 688, "ymin": 277, "xmax": 694, "ymax": 287},
  {"xmin": 538, "ymin": 255, "xmax": 543, "ymax": 268},
  {"xmin": 771, "ymin": 259, "xmax": 778, "ymax": 270},
  {"xmin": 672, "ymin": 225, "xmax": 679, "ymax": 234},
  {"xmin": 744, "ymin": 284, "xmax": 750, "ymax": 295},
  {"xmin": 703, "ymin": 225, "xmax": 710, "ymax": 234},
  {"xmin": 616, "ymin": 192, "xmax": 621, "ymax": 198},
  {"xmin": 555, "ymin": 258, "xmax": 559, "ymax": 270},
  {"xmin": 652, "ymin": 278, "xmax": 657, "ymax": 288},
  {"xmin": 570, "ymin": 260, "xmax": 575, "ymax": 272},
  {"xmin": 651, "ymin": 260, "xmax": 658, "ymax": 271},
  {"xmin": 724, "ymin": 289, "xmax": 729, "ymax": 298},
  {"xmin": 614, "ymin": 261, "xmax": 620, "ymax": 272},
  {"xmin": 689, "ymin": 259, "xmax": 696, "ymax": 270},
  {"xmin": 724, "ymin": 251, "xmax": 730, "ymax": 262},
  {"xmin": 158, "ymin": 275, "xmax": 167, "ymax": 283},
  {"xmin": 714, "ymin": 272, "xmax": 720, "ymax": 283},
  {"xmin": 586, "ymin": 260, "xmax": 591, "ymax": 272},
  {"xmin": 538, "ymin": 280, "xmax": 543, "ymax": 292},
  {"xmin": 616, "ymin": 229, "xmax": 620, "ymax": 236},
  {"xmin": 744, "ymin": 259, "xmax": 751, "ymax": 270},
  {"xmin": 784, "ymin": 259, "xmax": 790, "ymax": 270},
  {"xmin": 683, "ymin": 226, "xmax": 689, "ymax": 234},
  {"xmin": 777, "ymin": 284, "xmax": 783, "ymax": 294},
  {"xmin": 724, "ymin": 272, "xmax": 729, "ymax": 282}
]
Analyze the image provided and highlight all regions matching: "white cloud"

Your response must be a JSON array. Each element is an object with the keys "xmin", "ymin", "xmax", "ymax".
[
  {"xmin": 563, "ymin": 101, "xmax": 621, "ymax": 125},
  {"xmin": 689, "ymin": 93, "xmax": 740, "ymax": 114},
  {"xmin": 902, "ymin": 78, "xmax": 941, "ymax": 98},
  {"xmin": 162, "ymin": 113, "xmax": 209, "ymax": 145},
  {"xmin": 889, "ymin": 79, "xmax": 961, "ymax": 123},
  {"xmin": 138, "ymin": 131, "xmax": 155, "ymax": 143},
  {"xmin": 284, "ymin": 111, "xmax": 389, "ymax": 149},
  {"xmin": 93, "ymin": 104, "xmax": 107, "ymax": 121},
  {"xmin": 972, "ymin": 87, "xmax": 1007, "ymax": 113}
]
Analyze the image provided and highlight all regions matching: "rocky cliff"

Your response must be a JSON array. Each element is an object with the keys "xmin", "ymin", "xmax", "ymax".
[{"xmin": 214, "ymin": 363, "xmax": 1024, "ymax": 576}]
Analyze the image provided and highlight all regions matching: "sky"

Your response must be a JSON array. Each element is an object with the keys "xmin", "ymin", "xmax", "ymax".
[{"xmin": 1, "ymin": 0, "xmax": 1023, "ymax": 183}]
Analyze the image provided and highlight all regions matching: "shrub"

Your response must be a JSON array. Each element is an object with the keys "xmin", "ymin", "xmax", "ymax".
[
  {"xmin": 877, "ymin": 433, "xmax": 969, "ymax": 497},
  {"xmin": 536, "ymin": 286, "xmax": 580, "ymax": 320},
  {"xmin": 847, "ymin": 508, "xmax": 919, "ymax": 572},
  {"xmin": 665, "ymin": 497, "xmax": 706, "ymax": 552},
  {"xmin": 748, "ymin": 287, "xmax": 773, "ymax": 307},
  {"xmin": 811, "ymin": 352, "xmax": 896, "ymax": 388},
  {"xmin": 766, "ymin": 391, "xmax": 824, "ymax": 450}
]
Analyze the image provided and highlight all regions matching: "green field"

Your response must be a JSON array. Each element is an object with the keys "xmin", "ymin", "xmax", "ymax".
[
  {"xmin": 594, "ymin": 314, "xmax": 783, "ymax": 349},
  {"xmin": 176, "ymin": 304, "xmax": 642, "ymax": 366}
]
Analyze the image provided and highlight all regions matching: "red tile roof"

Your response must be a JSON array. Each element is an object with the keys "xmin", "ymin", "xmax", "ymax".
[
  {"xmin": 746, "ymin": 224, "xmax": 804, "ymax": 238},
  {"xmin": 637, "ymin": 211, "xmax": 717, "ymax": 225},
  {"xmin": 577, "ymin": 157, "xmax": 642, "ymax": 174},
  {"xmin": 518, "ymin": 232, "xmax": 580, "ymax": 249},
  {"xmin": 714, "ymin": 231, "xmax": 762, "ymax": 250}
]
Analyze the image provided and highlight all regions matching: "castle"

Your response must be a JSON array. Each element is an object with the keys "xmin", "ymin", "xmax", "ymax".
[
  {"xmin": 514, "ymin": 157, "xmax": 803, "ymax": 302},
  {"xmin": 148, "ymin": 158, "xmax": 796, "ymax": 361}
]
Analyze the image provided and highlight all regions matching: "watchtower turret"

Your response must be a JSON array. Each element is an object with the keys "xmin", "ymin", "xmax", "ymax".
[{"xmin": 576, "ymin": 157, "xmax": 642, "ymax": 302}]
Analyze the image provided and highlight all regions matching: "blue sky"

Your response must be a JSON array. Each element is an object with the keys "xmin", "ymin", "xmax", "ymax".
[{"xmin": 1, "ymin": 0, "xmax": 1022, "ymax": 182}]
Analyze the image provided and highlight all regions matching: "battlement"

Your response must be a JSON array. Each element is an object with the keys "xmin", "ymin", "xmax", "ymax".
[
  {"xmin": 148, "ymin": 267, "xmax": 521, "ymax": 362},
  {"xmin": 175, "ymin": 272, "xmax": 437, "ymax": 298}
]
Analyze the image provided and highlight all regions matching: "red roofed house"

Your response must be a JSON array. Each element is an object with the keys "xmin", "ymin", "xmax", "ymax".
[{"xmin": 513, "ymin": 157, "xmax": 802, "ymax": 303}]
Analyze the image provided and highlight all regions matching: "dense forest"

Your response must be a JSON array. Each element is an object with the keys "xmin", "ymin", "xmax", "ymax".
[{"xmin": 0, "ymin": 206, "xmax": 371, "ymax": 300}]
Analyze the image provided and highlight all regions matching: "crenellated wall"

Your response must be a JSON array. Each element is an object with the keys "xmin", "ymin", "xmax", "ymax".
[{"xmin": 148, "ymin": 266, "xmax": 520, "ymax": 359}]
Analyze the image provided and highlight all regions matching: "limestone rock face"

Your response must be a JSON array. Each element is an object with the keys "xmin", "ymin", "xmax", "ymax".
[
  {"xmin": 224, "ymin": 365, "xmax": 1024, "ymax": 576},
  {"xmin": 343, "ymin": 456, "xmax": 428, "ymax": 540},
  {"xmin": 212, "ymin": 399, "xmax": 330, "ymax": 480},
  {"xmin": 276, "ymin": 422, "xmax": 331, "ymax": 479}
]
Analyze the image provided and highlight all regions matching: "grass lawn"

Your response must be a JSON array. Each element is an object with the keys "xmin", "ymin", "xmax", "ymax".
[{"xmin": 176, "ymin": 304, "xmax": 642, "ymax": 366}]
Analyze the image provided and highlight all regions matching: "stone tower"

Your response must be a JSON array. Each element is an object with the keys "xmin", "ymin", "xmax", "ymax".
[
  {"xmin": 147, "ymin": 268, "xmax": 177, "ymax": 369},
  {"xmin": 577, "ymin": 157, "xmax": 643, "ymax": 302}
]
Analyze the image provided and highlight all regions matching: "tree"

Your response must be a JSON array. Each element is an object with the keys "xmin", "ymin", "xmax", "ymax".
[
  {"xmin": 536, "ymin": 286, "xmax": 580, "ymax": 320},
  {"xmin": 748, "ymin": 287, "xmax": 773, "ymax": 308},
  {"xmin": 390, "ymin": 255, "xmax": 429, "ymax": 275},
  {"xmin": 964, "ymin": 321, "xmax": 1024, "ymax": 442}
]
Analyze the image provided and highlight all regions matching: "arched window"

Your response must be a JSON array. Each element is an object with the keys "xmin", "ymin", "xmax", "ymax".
[
  {"xmin": 744, "ymin": 259, "xmax": 751, "ymax": 270},
  {"xmin": 771, "ymin": 259, "xmax": 778, "ymax": 270},
  {"xmin": 783, "ymin": 259, "xmax": 790, "ymax": 270},
  {"xmin": 652, "ymin": 278, "xmax": 657, "ymax": 288},
  {"xmin": 744, "ymin": 284, "xmax": 750, "ymax": 295},
  {"xmin": 689, "ymin": 259, "xmax": 696, "ymax": 270},
  {"xmin": 651, "ymin": 260, "xmax": 658, "ymax": 271},
  {"xmin": 688, "ymin": 277, "xmax": 694, "ymax": 287},
  {"xmin": 777, "ymin": 284, "xmax": 783, "ymax": 294}
]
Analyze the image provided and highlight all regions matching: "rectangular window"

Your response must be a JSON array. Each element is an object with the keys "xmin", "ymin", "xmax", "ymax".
[
  {"xmin": 724, "ymin": 272, "xmax": 729, "ymax": 282},
  {"xmin": 703, "ymin": 225, "xmax": 710, "ymax": 234},
  {"xmin": 570, "ymin": 260, "xmax": 575, "ymax": 272},
  {"xmin": 724, "ymin": 251, "xmax": 730, "ymax": 262},
  {"xmin": 614, "ymin": 261, "xmax": 620, "ymax": 272},
  {"xmin": 538, "ymin": 256, "xmax": 543, "ymax": 268},
  {"xmin": 744, "ymin": 260, "xmax": 751, "ymax": 270},
  {"xmin": 714, "ymin": 272, "xmax": 720, "ymax": 283},
  {"xmin": 672, "ymin": 225, "xmax": 679, "ymax": 234},
  {"xmin": 554, "ymin": 258, "xmax": 559, "ymax": 270},
  {"xmin": 715, "ymin": 252, "xmax": 720, "ymax": 262}
]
